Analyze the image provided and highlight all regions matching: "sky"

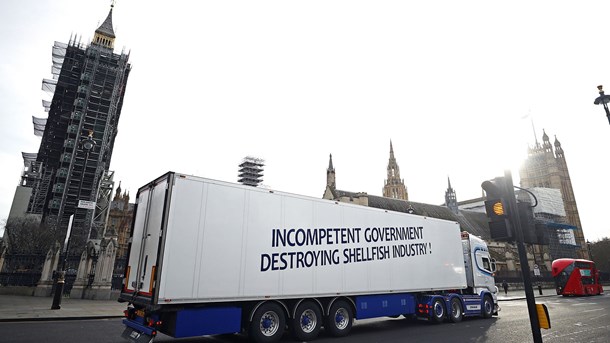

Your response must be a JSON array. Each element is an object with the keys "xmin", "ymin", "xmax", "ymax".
[{"xmin": 1, "ymin": 1, "xmax": 609, "ymax": 241}]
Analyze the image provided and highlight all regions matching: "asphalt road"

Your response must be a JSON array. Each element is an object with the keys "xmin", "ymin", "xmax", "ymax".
[{"xmin": 0, "ymin": 294, "xmax": 608, "ymax": 343}]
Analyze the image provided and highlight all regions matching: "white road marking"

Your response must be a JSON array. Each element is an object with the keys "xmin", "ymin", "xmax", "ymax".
[{"xmin": 582, "ymin": 308, "xmax": 604, "ymax": 313}]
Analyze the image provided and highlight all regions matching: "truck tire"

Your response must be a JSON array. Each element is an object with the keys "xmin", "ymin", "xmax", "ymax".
[
  {"xmin": 292, "ymin": 301, "xmax": 322, "ymax": 341},
  {"xmin": 325, "ymin": 300, "xmax": 353, "ymax": 337},
  {"xmin": 448, "ymin": 298, "xmax": 463, "ymax": 323},
  {"xmin": 250, "ymin": 302, "xmax": 286, "ymax": 343},
  {"xmin": 482, "ymin": 295, "xmax": 493, "ymax": 319},
  {"xmin": 431, "ymin": 298, "xmax": 445, "ymax": 323}
]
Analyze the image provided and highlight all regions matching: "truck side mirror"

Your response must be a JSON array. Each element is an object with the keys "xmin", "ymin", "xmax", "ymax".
[{"xmin": 491, "ymin": 258, "xmax": 497, "ymax": 273}]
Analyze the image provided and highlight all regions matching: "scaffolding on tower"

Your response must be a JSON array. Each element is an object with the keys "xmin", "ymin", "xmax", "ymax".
[{"xmin": 21, "ymin": 26, "xmax": 131, "ymax": 253}]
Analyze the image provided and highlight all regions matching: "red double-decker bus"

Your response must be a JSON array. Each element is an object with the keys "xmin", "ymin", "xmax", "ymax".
[{"xmin": 552, "ymin": 258, "xmax": 604, "ymax": 296}]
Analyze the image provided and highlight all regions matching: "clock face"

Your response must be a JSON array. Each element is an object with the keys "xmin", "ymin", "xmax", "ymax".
[{"xmin": 83, "ymin": 140, "xmax": 94, "ymax": 150}]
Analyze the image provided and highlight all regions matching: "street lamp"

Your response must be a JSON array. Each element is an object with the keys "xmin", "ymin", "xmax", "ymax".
[
  {"xmin": 593, "ymin": 85, "xmax": 610, "ymax": 124},
  {"xmin": 51, "ymin": 130, "xmax": 96, "ymax": 310},
  {"xmin": 79, "ymin": 131, "xmax": 97, "ymax": 240}
]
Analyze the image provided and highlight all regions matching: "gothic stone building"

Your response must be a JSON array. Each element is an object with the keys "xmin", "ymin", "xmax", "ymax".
[
  {"xmin": 322, "ymin": 143, "xmax": 556, "ymax": 275},
  {"xmin": 107, "ymin": 183, "xmax": 134, "ymax": 261},
  {"xmin": 519, "ymin": 130, "xmax": 588, "ymax": 259}
]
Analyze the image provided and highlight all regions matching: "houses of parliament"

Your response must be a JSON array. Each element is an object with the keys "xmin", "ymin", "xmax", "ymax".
[{"xmin": 322, "ymin": 132, "xmax": 590, "ymax": 273}]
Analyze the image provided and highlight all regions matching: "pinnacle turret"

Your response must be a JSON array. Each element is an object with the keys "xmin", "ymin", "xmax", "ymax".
[{"xmin": 92, "ymin": 4, "xmax": 116, "ymax": 49}]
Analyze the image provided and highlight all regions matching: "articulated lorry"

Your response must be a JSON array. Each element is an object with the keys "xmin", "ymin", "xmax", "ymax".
[{"xmin": 120, "ymin": 172, "xmax": 499, "ymax": 343}]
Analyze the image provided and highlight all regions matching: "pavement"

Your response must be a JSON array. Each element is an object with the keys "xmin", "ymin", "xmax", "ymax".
[
  {"xmin": 0, "ymin": 288, "xmax": 560, "ymax": 322},
  {"xmin": 0, "ymin": 294, "xmax": 126, "ymax": 322}
]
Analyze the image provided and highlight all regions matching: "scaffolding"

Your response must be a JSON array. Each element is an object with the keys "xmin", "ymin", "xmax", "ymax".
[
  {"xmin": 19, "ymin": 153, "xmax": 49, "ymax": 217},
  {"xmin": 32, "ymin": 117, "xmax": 47, "ymax": 137},
  {"xmin": 520, "ymin": 188, "xmax": 579, "ymax": 259},
  {"xmin": 89, "ymin": 170, "xmax": 115, "ymax": 240},
  {"xmin": 238, "ymin": 156, "xmax": 265, "ymax": 187},
  {"xmin": 23, "ymin": 26, "xmax": 130, "ymax": 253},
  {"xmin": 539, "ymin": 216, "xmax": 578, "ymax": 259}
]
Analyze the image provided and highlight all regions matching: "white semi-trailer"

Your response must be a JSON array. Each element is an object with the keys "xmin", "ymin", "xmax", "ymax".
[{"xmin": 120, "ymin": 172, "xmax": 499, "ymax": 343}]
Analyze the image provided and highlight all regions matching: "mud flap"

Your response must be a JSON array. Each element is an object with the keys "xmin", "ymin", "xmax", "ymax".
[{"xmin": 121, "ymin": 327, "xmax": 154, "ymax": 343}]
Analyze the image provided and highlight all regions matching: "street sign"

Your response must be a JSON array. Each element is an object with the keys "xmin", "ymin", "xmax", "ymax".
[
  {"xmin": 78, "ymin": 200, "xmax": 96, "ymax": 210},
  {"xmin": 533, "ymin": 264, "xmax": 540, "ymax": 276}
]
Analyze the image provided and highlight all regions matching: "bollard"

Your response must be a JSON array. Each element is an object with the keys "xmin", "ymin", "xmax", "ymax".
[{"xmin": 538, "ymin": 284, "xmax": 543, "ymax": 295}]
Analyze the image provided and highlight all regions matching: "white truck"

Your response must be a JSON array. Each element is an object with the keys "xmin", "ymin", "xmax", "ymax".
[{"xmin": 120, "ymin": 172, "xmax": 499, "ymax": 343}]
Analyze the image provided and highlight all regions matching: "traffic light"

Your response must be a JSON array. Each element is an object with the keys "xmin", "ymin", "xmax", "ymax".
[
  {"xmin": 518, "ymin": 203, "xmax": 548, "ymax": 245},
  {"xmin": 518, "ymin": 202, "xmax": 538, "ymax": 244},
  {"xmin": 481, "ymin": 177, "xmax": 513, "ymax": 241}
]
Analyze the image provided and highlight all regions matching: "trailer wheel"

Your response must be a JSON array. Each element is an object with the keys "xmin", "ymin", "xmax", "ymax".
[
  {"xmin": 250, "ymin": 302, "xmax": 286, "ymax": 343},
  {"xmin": 292, "ymin": 301, "xmax": 322, "ymax": 341},
  {"xmin": 325, "ymin": 300, "xmax": 353, "ymax": 337},
  {"xmin": 448, "ymin": 298, "xmax": 463, "ymax": 323},
  {"xmin": 482, "ymin": 295, "xmax": 494, "ymax": 319},
  {"xmin": 431, "ymin": 298, "xmax": 445, "ymax": 323}
]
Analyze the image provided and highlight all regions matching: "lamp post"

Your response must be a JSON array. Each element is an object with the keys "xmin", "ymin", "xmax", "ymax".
[
  {"xmin": 51, "ymin": 130, "xmax": 96, "ymax": 310},
  {"xmin": 593, "ymin": 85, "xmax": 610, "ymax": 124},
  {"xmin": 51, "ymin": 215, "xmax": 73, "ymax": 309},
  {"xmin": 79, "ymin": 132, "xmax": 97, "ymax": 240}
]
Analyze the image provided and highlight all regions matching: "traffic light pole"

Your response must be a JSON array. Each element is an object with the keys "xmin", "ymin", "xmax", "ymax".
[{"xmin": 503, "ymin": 170, "xmax": 543, "ymax": 343}]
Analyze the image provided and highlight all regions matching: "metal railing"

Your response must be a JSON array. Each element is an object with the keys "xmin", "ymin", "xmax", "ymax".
[{"xmin": 494, "ymin": 270, "xmax": 554, "ymax": 284}]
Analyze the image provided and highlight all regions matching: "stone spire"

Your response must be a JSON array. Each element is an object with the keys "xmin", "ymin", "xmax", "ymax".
[
  {"xmin": 542, "ymin": 129, "xmax": 554, "ymax": 153},
  {"xmin": 92, "ymin": 4, "xmax": 116, "ymax": 49},
  {"xmin": 326, "ymin": 154, "xmax": 336, "ymax": 190},
  {"xmin": 445, "ymin": 176, "xmax": 458, "ymax": 214},
  {"xmin": 114, "ymin": 181, "xmax": 122, "ymax": 201},
  {"xmin": 383, "ymin": 140, "xmax": 408, "ymax": 200},
  {"xmin": 554, "ymin": 135, "xmax": 564, "ymax": 159}
]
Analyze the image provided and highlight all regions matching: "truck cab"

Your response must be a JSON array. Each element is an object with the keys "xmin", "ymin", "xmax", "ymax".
[{"xmin": 461, "ymin": 231, "xmax": 499, "ymax": 313}]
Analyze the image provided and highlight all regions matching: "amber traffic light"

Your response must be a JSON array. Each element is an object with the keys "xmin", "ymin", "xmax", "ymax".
[
  {"xmin": 481, "ymin": 178, "xmax": 513, "ymax": 241},
  {"xmin": 491, "ymin": 200, "xmax": 505, "ymax": 216}
]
